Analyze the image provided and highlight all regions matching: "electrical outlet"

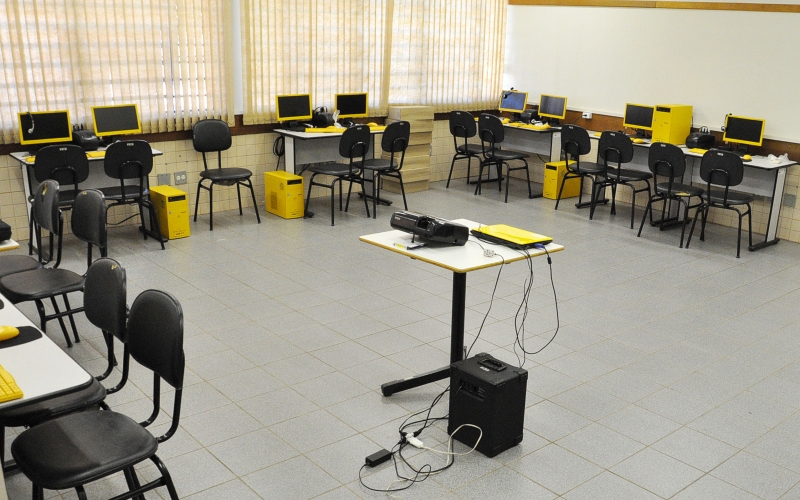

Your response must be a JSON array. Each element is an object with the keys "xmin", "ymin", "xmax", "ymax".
[
  {"xmin": 157, "ymin": 173, "xmax": 171, "ymax": 185},
  {"xmin": 582, "ymin": 112, "xmax": 593, "ymax": 119},
  {"xmin": 174, "ymin": 171, "xmax": 187, "ymax": 185}
]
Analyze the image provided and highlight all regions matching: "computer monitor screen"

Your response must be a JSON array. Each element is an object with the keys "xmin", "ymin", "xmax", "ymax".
[
  {"xmin": 18, "ymin": 110, "xmax": 72, "ymax": 146},
  {"xmin": 539, "ymin": 94, "xmax": 567, "ymax": 120},
  {"xmin": 723, "ymin": 115, "xmax": 765, "ymax": 147},
  {"xmin": 276, "ymin": 94, "xmax": 312, "ymax": 122},
  {"xmin": 623, "ymin": 103, "xmax": 655, "ymax": 131},
  {"xmin": 335, "ymin": 93, "xmax": 368, "ymax": 119},
  {"xmin": 498, "ymin": 91, "xmax": 528, "ymax": 114},
  {"xmin": 91, "ymin": 104, "xmax": 142, "ymax": 137}
]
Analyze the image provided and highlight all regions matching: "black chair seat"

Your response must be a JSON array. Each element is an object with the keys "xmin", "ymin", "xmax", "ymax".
[
  {"xmin": 11, "ymin": 410, "xmax": 157, "ymax": 490},
  {"xmin": 487, "ymin": 149, "xmax": 529, "ymax": 162},
  {"xmin": 361, "ymin": 158, "xmax": 397, "ymax": 171},
  {"xmin": 456, "ymin": 144, "xmax": 484, "ymax": 155},
  {"xmin": 702, "ymin": 188, "xmax": 754, "ymax": 205},
  {"xmin": 57, "ymin": 190, "xmax": 81, "ymax": 207},
  {"xmin": 0, "ymin": 268, "xmax": 83, "ymax": 303},
  {"xmin": 199, "ymin": 167, "xmax": 253, "ymax": 182},
  {"xmin": 307, "ymin": 163, "xmax": 359, "ymax": 177},
  {"xmin": 100, "ymin": 185, "xmax": 149, "ymax": 201},
  {"xmin": 606, "ymin": 167, "xmax": 653, "ymax": 182},
  {"xmin": 569, "ymin": 161, "xmax": 606, "ymax": 175},
  {"xmin": 655, "ymin": 182, "xmax": 703, "ymax": 198},
  {"xmin": 0, "ymin": 255, "xmax": 41, "ymax": 279},
  {"xmin": 0, "ymin": 379, "xmax": 105, "ymax": 428}
]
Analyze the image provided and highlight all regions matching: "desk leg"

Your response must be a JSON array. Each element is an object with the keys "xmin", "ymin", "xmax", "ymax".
[
  {"xmin": 285, "ymin": 136, "xmax": 297, "ymax": 175},
  {"xmin": 749, "ymin": 167, "xmax": 785, "ymax": 251},
  {"xmin": 381, "ymin": 271, "xmax": 466, "ymax": 396}
]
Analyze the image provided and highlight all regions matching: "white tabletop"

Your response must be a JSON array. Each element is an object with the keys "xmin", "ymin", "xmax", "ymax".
[
  {"xmin": 680, "ymin": 148, "xmax": 797, "ymax": 171},
  {"xmin": 10, "ymin": 146, "xmax": 164, "ymax": 165},
  {"xmin": 0, "ymin": 295, "xmax": 92, "ymax": 409},
  {"xmin": 276, "ymin": 127, "xmax": 385, "ymax": 140},
  {"xmin": 360, "ymin": 219, "xmax": 564, "ymax": 273}
]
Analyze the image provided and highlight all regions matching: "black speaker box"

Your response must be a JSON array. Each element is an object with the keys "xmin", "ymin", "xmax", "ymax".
[{"xmin": 448, "ymin": 353, "xmax": 527, "ymax": 458}]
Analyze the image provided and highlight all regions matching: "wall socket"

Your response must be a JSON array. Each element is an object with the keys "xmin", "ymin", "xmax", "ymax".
[
  {"xmin": 157, "ymin": 173, "xmax": 171, "ymax": 185},
  {"xmin": 582, "ymin": 112, "xmax": 593, "ymax": 119},
  {"xmin": 174, "ymin": 171, "xmax": 187, "ymax": 185}
]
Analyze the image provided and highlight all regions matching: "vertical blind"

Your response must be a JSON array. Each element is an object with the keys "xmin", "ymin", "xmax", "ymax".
[
  {"xmin": 0, "ymin": 0, "xmax": 230, "ymax": 145},
  {"xmin": 242, "ymin": 0, "xmax": 506, "ymax": 123}
]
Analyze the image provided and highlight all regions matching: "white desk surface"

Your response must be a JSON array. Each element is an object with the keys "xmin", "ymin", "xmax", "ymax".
[
  {"xmin": 0, "ymin": 294, "xmax": 92, "ymax": 410},
  {"xmin": 504, "ymin": 122, "xmax": 559, "ymax": 134},
  {"xmin": 360, "ymin": 219, "xmax": 564, "ymax": 273},
  {"xmin": 10, "ymin": 146, "xmax": 164, "ymax": 166},
  {"xmin": 276, "ymin": 127, "xmax": 385, "ymax": 140}
]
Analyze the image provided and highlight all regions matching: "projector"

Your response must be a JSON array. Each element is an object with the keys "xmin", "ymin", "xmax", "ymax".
[{"xmin": 389, "ymin": 211, "xmax": 469, "ymax": 246}]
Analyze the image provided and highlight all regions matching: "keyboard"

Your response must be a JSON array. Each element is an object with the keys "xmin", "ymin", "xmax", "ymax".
[
  {"xmin": 689, "ymin": 148, "xmax": 708, "ymax": 154},
  {"xmin": 86, "ymin": 151, "xmax": 106, "ymax": 158},
  {"xmin": 0, "ymin": 364, "xmax": 23, "ymax": 403},
  {"xmin": 305, "ymin": 127, "xmax": 343, "ymax": 133}
]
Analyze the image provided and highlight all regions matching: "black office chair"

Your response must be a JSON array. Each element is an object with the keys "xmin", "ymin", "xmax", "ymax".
[
  {"xmin": 84, "ymin": 257, "xmax": 128, "ymax": 386},
  {"xmin": 192, "ymin": 119, "xmax": 261, "ymax": 231},
  {"xmin": 593, "ymin": 131, "xmax": 652, "ymax": 227},
  {"xmin": 360, "ymin": 120, "xmax": 410, "ymax": 218},
  {"xmin": 446, "ymin": 111, "xmax": 483, "ymax": 188},
  {"xmin": 555, "ymin": 125, "xmax": 608, "ymax": 213},
  {"xmin": 102, "ymin": 140, "xmax": 165, "ymax": 249},
  {"xmin": 27, "ymin": 145, "xmax": 90, "ymax": 254},
  {"xmin": 303, "ymin": 125, "xmax": 372, "ymax": 226},
  {"xmin": 686, "ymin": 150, "xmax": 754, "ymax": 257},
  {"xmin": 476, "ymin": 114, "xmax": 534, "ymax": 202},
  {"xmin": 11, "ymin": 289, "xmax": 185, "ymax": 500},
  {"xmin": 0, "ymin": 258, "xmax": 127, "ymax": 474},
  {"xmin": 0, "ymin": 184, "xmax": 107, "ymax": 347},
  {"xmin": 637, "ymin": 142, "xmax": 704, "ymax": 247}
]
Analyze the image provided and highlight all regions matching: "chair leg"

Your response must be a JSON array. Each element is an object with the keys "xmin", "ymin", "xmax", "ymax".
[
  {"xmin": 686, "ymin": 204, "xmax": 703, "ymax": 249},
  {"xmin": 152, "ymin": 454, "xmax": 180, "ymax": 500},
  {"xmin": 397, "ymin": 173, "xmax": 408, "ymax": 210},
  {"xmin": 361, "ymin": 179, "xmax": 371, "ymax": 218},
  {"xmin": 193, "ymin": 181, "xmax": 203, "ymax": 222},
  {"xmin": 466, "ymin": 156, "xmax": 473, "ymax": 184},
  {"xmin": 475, "ymin": 162, "xmax": 484, "ymax": 195},
  {"xmin": 123, "ymin": 466, "xmax": 145, "ymax": 500},
  {"xmin": 678, "ymin": 198, "xmax": 690, "ymax": 248},
  {"xmin": 96, "ymin": 331, "xmax": 116, "ymax": 381},
  {"xmin": 747, "ymin": 204, "xmax": 753, "ymax": 249},
  {"xmin": 330, "ymin": 179, "xmax": 337, "ymax": 226},
  {"xmin": 304, "ymin": 174, "xmax": 316, "ymax": 219},
  {"xmin": 246, "ymin": 180, "xmax": 261, "ymax": 223},
  {"xmin": 62, "ymin": 294, "xmax": 80, "ymax": 344},
  {"xmin": 589, "ymin": 179, "xmax": 602, "ymax": 220},
  {"xmin": 699, "ymin": 205, "xmax": 708, "ymax": 241},
  {"xmin": 208, "ymin": 182, "xmax": 214, "ymax": 231},
  {"xmin": 372, "ymin": 173, "xmax": 378, "ymax": 219},
  {"xmin": 41, "ymin": 297, "xmax": 72, "ymax": 348},
  {"xmin": 33, "ymin": 484, "xmax": 45, "ymax": 500},
  {"xmin": 504, "ymin": 164, "xmax": 511, "ymax": 203},
  {"xmin": 142, "ymin": 200, "xmax": 166, "ymax": 250},
  {"xmin": 525, "ymin": 162, "xmax": 533, "ymax": 199},
  {"xmin": 236, "ymin": 183, "xmax": 243, "ymax": 215},
  {"xmin": 446, "ymin": 155, "xmax": 458, "ymax": 188},
  {"xmin": 637, "ymin": 196, "xmax": 654, "ymax": 237}
]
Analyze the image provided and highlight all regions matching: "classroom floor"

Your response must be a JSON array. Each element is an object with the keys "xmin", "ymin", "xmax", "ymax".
[{"xmin": 6, "ymin": 177, "xmax": 800, "ymax": 500}]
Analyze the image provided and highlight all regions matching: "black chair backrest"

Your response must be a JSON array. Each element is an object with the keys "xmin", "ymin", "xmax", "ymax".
[
  {"xmin": 192, "ymin": 119, "xmax": 232, "ymax": 153},
  {"xmin": 104, "ymin": 140, "xmax": 154, "ymax": 181},
  {"xmin": 478, "ymin": 113, "xmax": 505, "ymax": 146},
  {"xmin": 598, "ymin": 131, "xmax": 634, "ymax": 165},
  {"xmin": 32, "ymin": 180, "xmax": 60, "ymax": 235},
  {"xmin": 381, "ymin": 121, "xmax": 410, "ymax": 153},
  {"xmin": 700, "ymin": 149, "xmax": 745, "ymax": 187},
  {"xmin": 71, "ymin": 189, "xmax": 108, "ymax": 248},
  {"xmin": 561, "ymin": 125, "xmax": 592, "ymax": 158},
  {"xmin": 32, "ymin": 145, "xmax": 90, "ymax": 187},
  {"xmin": 84, "ymin": 258, "xmax": 127, "ymax": 343},
  {"xmin": 648, "ymin": 142, "xmax": 686, "ymax": 179},
  {"xmin": 339, "ymin": 125, "xmax": 370, "ymax": 159},
  {"xmin": 450, "ymin": 111, "xmax": 477, "ymax": 139},
  {"xmin": 127, "ymin": 289, "xmax": 185, "ymax": 442}
]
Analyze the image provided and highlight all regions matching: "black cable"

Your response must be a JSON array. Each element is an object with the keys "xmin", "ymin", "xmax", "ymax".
[
  {"xmin": 512, "ymin": 245, "xmax": 560, "ymax": 362},
  {"xmin": 107, "ymin": 213, "xmax": 141, "ymax": 226},
  {"xmin": 272, "ymin": 135, "xmax": 284, "ymax": 170},
  {"xmin": 465, "ymin": 239, "xmax": 504, "ymax": 359}
]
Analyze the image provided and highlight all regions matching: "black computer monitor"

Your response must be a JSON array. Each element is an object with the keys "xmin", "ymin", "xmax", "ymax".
[
  {"xmin": 335, "ymin": 93, "xmax": 368, "ymax": 119},
  {"xmin": 276, "ymin": 94, "xmax": 313, "ymax": 122},
  {"xmin": 623, "ymin": 103, "xmax": 655, "ymax": 135},
  {"xmin": 498, "ymin": 91, "xmax": 528, "ymax": 114},
  {"xmin": 538, "ymin": 94, "xmax": 567, "ymax": 123},
  {"xmin": 723, "ymin": 115, "xmax": 765, "ymax": 148},
  {"xmin": 18, "ymin": 110, "xmax": 72, "ymax": 146},
  {"xmin": 91, "ymin": 104, "xmax": 142, "ymax": 137}
]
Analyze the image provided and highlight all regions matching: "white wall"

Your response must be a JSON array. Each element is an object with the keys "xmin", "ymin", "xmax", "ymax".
[{"xmin": 505, "ymin": 5, "xmax": 800, "ymax": 143}]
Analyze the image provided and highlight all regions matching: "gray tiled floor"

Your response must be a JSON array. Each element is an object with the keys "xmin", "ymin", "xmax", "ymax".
[{"xmin": 6, "ymin": 177, "xmax": 800, "ymax": 499}]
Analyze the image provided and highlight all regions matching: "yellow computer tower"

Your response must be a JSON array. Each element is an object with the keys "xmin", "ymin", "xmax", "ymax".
[
  {"xmin": 651, "ymin": 105, "xmax": 693, "ymax": 145},
  {"xmin": 543, "ymin": 160, "xmax": 579, "ymax": 199},
  {"xmin": 265, "ymin": 171, "xmax": 304, "ymax": 219},
  {"xmin": 149, "ymin": 185, "xmax": 190, "ymax": 239}
]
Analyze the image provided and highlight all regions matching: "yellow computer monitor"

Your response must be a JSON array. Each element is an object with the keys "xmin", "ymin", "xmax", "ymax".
[
  {"xmin": 723, "ymin": 115, "xmax": 765, "ymax": 147},
  {"xmin": 623, "ymin": 103, "xmax": 655, "ymax": 131},
  {"xmin": 91, "ymin": 104, "xmax": 142, "ymax": 137},
  {"xmin": 276, "ymin": 94, "xmax": 313, "ymax": 122},
  {"xmin": 498, "ymin": 91, "xmax": 528, "ymax": 114},
  {"xmin": 335, "ymin": 92, "xmax": 368, "ymax": 119},
  {"xmin": 538, "ymin": 94, "xmax": 567, "ymax": 120},
  {"xmin": 18, "ymin": 110, "xmax": 72, "ymax": 146}
]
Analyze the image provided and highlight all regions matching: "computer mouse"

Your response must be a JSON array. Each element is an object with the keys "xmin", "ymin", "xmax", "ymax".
[
  {"xmin": 0, "ymin": 326, "xmax": 19, "ymax": 341},
  {"xmin": 633, "ymin": 138, "xmax": 645, "ymax": 144},
  {"xmin": 367, "ymin": 122, "xmax": 378, "ymax": 127},
  {"xmin": 743, "ymin": 154, "xmax": 752, "ymax": 161}
]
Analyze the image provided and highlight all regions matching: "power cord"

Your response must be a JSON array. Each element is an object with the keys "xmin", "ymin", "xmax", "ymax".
[{"xmin": 512, "ymin": 244, "xmax": 560, "ymax": 366}]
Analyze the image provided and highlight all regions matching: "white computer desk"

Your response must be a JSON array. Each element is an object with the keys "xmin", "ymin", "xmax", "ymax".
[
  {"xmin": 586, "ymin": 135, "xmax": 797, "ymax": 250},
  {"xmin": 0, "ymin": 294, "xmax": 92, "ymax": 410},
  {"xmin": 502, "ymin": 123, "xmax": 562, "ymax": 162},
  {"xmin": 275, "ymin": 128, "xmax": 384, "ymax": 176},
  {"xmin": 360, "ymin": 219, "xmax": 563, "ymax": 396}
]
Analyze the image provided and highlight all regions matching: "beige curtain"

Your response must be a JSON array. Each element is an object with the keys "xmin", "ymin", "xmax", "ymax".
[
  {"xmin": 389, "ymin": 0, "xmax": 506, "ymax": 113},
  {"xmin": 241, "ymin": 0, "xmax": 390, "ymax": 125},
  {"xmin": 0, "ymin": 0, "xmax": 230, "ymax": 145}
]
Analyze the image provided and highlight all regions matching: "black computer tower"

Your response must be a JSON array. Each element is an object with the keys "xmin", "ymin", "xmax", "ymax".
[{"xmin": 448, "ymin": 353, "xmax": 528, "ymax": 458}]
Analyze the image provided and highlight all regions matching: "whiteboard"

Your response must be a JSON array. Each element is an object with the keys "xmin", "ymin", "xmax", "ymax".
[{"xmin": 505, "ymin": 5, "xmax": 800, "ymax": 143}]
